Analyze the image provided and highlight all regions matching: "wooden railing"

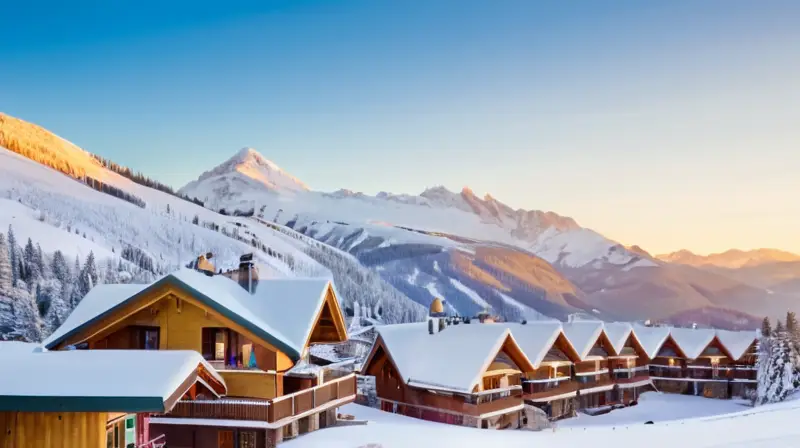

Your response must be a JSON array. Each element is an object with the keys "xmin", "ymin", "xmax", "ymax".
[
  {"xmin": 529, "ymin": 364, "xmax": 571, "ymax": 381},
  {"xmin": 574, "ymin": 360, "xmax": 609, "ymax": 375},
  {"xmin": 267, "ymin": 374, "xmax": 357, "ymax": 423},
  {"xmin": 524, "ymin": 381, "xmax": 580, "ymax": 401},
  {"xmin": 169, "ymin": 399, "xmax": 271, "ymax": 421},
  {"xmin": 169, "ymin": 374, "xmax": 357, "ymax": 424}
]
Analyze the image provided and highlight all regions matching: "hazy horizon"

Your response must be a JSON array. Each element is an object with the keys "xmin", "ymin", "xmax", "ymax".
[{"xmin": 2, "ymin": 0, "xmax": 798, "ymax": 255}]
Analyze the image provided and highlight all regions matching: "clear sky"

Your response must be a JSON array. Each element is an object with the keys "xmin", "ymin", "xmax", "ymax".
[{"xmin": 1, "ymin": 0, "xmax": 798, "ymax": 255}]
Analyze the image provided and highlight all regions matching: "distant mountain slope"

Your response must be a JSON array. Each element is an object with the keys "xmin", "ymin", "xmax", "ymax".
[
  {"xmin": 284, "ymin": 216, "xmax": 588, "ymax": 320},
  {"xmin": 179, "ymin": 147, "xmax": 794, "ymax": 326},
  {"xmin": 0, "ymin": 113, "xmax": 425, "ymax": 327},
  {"xmin": 657, "ymin": 248, "xmax": 800, "ymax": 268}
]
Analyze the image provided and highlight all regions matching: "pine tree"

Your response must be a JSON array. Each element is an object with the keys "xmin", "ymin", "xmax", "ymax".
[
  {"xmin": 767, "ymin": 331, "xmax": 796, "ymax": 403},
  {"xmin": 10, "ymin": 287, "xmax": 43, "ymax": 342},
  {"xmin": 762, "ymin": 317, "xmax": 772, "ymax": 338},
  {"xmin": 756, "ymin": 334, "xmax": 773, "ymax": 405},
  {"xmin": 23, "ymin": 238, "xmax": 39, "ymax": 285},
  {"xmin": 775, "ymin": 320, "xmax": 785, "ymax": 337},
  {"xmin": 70, "ymin": 255, "xmax": 83, "ymax": 308},
  {"xmin": 0, "ymin": 233, "xmax": 12, "ymax": 297},
  {"xmin": 51, "ymin": 251, "xmax": 69, "ymax": 285},
  {"xmin": 79, "ymin": 251, "xmax": 98, "ymax": 295},
  {"xmin": 43, "ymin": 279, "xmax": 68, "ymax": 335},
  {"xmin": 7, "ymin": 225, "xmax": 18, "ymax": 287},
  {"xmin": 35, "ymin": 243, "xmax": 46, "ymax": 279}
]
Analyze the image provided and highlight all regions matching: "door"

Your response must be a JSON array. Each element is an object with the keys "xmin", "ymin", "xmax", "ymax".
[{"xmin": 218, "ymin": 430, "xmax": 234, "ymax": 448}]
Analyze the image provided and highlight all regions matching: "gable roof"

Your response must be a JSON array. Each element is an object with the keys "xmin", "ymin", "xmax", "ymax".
[
  {"xmin": 44, "ymin": 269, "xmax": 346, "ymax": 361},
  {"xmin": 562, "ymin": 321, "xmax": 605, "ymax": 360},
  {"xmin": 368, "ymin": 323, "xmax": 533, "ymax": 394},
  {"xmin": 0, "ymin": 346, "xmax": 225, "ymax": 412},
  {"xmin": 715, "ymin": 329, "xmax": 758, "ymax": 361},
  {"xmin": 669, "ymin": 327, "xmax": 716, "ymax": 359},
  {"xmin": 632, "ymin": 325, "xmax": 672, "ymax": 359},
  {"xmin": 501, "ymin": 322, "xmax": 575, "ymax": 368},
  {"xmin": 604, "ymin": 322, "xmax": 634, "ymax": 354}
]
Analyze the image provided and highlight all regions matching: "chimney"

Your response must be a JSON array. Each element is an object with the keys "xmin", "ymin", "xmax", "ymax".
[
  {"xmin": 237, "ymin": 253, "xmax": 259, "ymax": 293},
  {"xmin": 195, "ymin": 252, "xmax": 216, "ymax": 276}
]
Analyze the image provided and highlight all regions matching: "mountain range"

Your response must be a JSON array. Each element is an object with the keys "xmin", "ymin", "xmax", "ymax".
[
  {"xmin": 1, "ymin": 111, "xmax": 797, "ymax": 330},
  {"xmin": 178, "ymin": 146, "xmax": 800, "ymax": 328}
]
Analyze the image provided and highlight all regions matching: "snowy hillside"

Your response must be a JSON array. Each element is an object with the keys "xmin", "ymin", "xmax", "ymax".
[
  {"xmin": 0, "ymin": 114, "xmax": 431, "ymax": 340},
  {"xmin": 283, "ymin": 215, "xmax": 585, "ymax": 320}
]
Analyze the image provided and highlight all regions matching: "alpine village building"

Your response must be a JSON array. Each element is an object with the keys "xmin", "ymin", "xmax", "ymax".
[
  {"xmin": 360, "ymin": 300, "xmax": 758, "ymax": 430},
  {"xmin": 1, "ymin": 254, "xmax": 357, "ymax": 448},
  {"xmin": 1, "ymin": 257, "xmax": 761, "ymax": 445}
]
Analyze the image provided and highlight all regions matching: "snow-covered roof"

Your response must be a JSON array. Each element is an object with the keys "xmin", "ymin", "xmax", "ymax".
[
  {"xmin": 44, "ymin": 283, "xmax": 149, "ymax": 347},
  {"xmin": 500, "ymin": 322, "xmax": 567, "ymax": 368},
  {"xmin": 374, "ymin": 322, "xmax": 532, "ymax": 394},
  {"xmin": 562, "ymin": 321, "xmax": 605, "ymax": 360},
  {"xmin": 45, "ymin": 269, "xmax": 343, "ymax": 361},
  {"xmin": 670, "ymin": 328, "xmax": 716, "ymax": 360},
  {"xmin": 0, "ymin": 341, "xmax": 46, "ymax": 355},
  {"xmin": 632, "ymin": 325, "xmax": 672, "ymax": 359},
  {"xmin": 604, "ymin": 322, "xmax": 634, "ymax": 354},
  {"xmin": 715, "ymin": 329, "xmax": 758, "ymax": 361},
  {"xmin": 0, "ymin": 347, "xmax": 224, "ymax": 412}
]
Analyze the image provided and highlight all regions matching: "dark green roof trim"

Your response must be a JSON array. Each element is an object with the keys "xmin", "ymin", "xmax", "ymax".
[
  {"xmin": 44, "ymin": 275, "xmax": 301, "ymax": 361},
  {"xmin": 0, "ymin": 395, "xmax": 166, "ymax": 413}
]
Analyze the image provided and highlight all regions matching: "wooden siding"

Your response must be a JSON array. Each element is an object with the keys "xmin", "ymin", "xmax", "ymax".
[
  {"xmin": 0, "ymin": 412, "xmax": 107, "ymax": 448},
  {"xmin": 219, "ymin": 370, "xmax": 277, "ymax": 399},
  {"xmin": 56, "ymin": 285, "xmax": 294, "ymax": 364}
]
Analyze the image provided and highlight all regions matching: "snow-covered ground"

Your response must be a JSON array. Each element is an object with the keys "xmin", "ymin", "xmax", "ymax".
[
  {"xmin": 284, "ymin": 394, "xmax": 800, "ymax": 448},
  {"xmin": 558, "ymin": 392, "xmax": 749, "ymax": 428}
]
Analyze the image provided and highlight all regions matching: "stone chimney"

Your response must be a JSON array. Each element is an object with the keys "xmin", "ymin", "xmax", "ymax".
[{"xmin": 237, "ymin": 253, "xmax": 259, "ymax": 294}]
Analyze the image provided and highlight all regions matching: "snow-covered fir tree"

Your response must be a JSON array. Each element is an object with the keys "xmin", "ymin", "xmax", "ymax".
[
  {"xmin": 7, "ymin": 225, "xmax": 18, "ymax": 287},
  {"xmin": 9, "ymin": 286, "xmax": 43, "ymax": 343},
  {"xmin": 43, "ymin": 278, "xmax": 69, "ymax": 334},
  {"xmin": 0, "ymin": 233, "xmax": 11, "ymax": 297},
  {"xmin": 757, "ymin": 329, "xmax": 796, "ymax": 405}
]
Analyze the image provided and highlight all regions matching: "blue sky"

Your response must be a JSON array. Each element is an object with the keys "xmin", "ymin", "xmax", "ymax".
[{"xmin": 2, "ymin": 0, "xmax": 799, "ymax": 254}]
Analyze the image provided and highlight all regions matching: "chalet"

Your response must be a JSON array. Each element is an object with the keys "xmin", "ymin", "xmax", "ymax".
[
  {"xmin": 0, "ymin": 343, "xmax": 225, "ymax": 448},
  {"xmin": 604, "ymin": 323, "xmax": 654, "ymax": 404},
  {"xmin": 361, "ymin": 321, "xmax": 534, "ymax": 429},
  {"xmin": 507, "ymin": 322, "xmax": 582, "ymax": 421},
  {"xmin": 40, "ymin": 258, "xmax": 357, "ymax": 447},
  {"xmin": 716, "ymin": 329, "xmax": 758, "ymax": 398},
  {"xmin": 562, "ymin": 321, "xmax": 618, "ymax": 410}
]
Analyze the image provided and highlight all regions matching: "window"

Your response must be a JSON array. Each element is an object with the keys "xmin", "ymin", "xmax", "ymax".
[
  {"xmin": 239, "ymin": 431, "xmax": 257, "ymax": 448},
  {"xmin": 202, "ymin": 328, "xmax": 258, "ymax": 369},
  {"xmin": 129, "ymin": 326, "xmax": 159, "ymax": 350}
]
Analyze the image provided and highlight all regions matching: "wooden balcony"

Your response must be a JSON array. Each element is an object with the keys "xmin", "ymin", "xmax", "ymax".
[
  {"xmin": 168, "ymin": 373, "xmax": 357, "ymax": 425},
  {"xmin": 524, "ymin": 381, "xmax": 580, "ymax": 402},
  {"xmin": 268, "ymin": 374, "xmax": 357, "ymax": 423},
  {"xmin": 649, "ymin": 365, "xmax": 684, "ymax": 379},
  {"xmin": 574, "ymin": 360, "xmax": 609, "ymax": 375},
  {"xmin": 579, "ymin": 376, "xmax": 614, "ymax": 391}
]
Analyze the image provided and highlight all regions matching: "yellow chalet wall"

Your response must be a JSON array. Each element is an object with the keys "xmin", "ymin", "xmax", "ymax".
[
  {"xmin": 0, "ymin": 411, "xmax": 107, "ymax": 448},
  {"xmin": 68, "ymin": 291, "xmax": 295, "ymax": 400}
]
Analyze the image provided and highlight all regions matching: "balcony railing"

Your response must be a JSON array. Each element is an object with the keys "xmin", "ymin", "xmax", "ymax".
[
  {"xmin": 269, "ymin": 374, "xmax": 357, "ymax": 423},
  {"xmin": 168, "ymin": 373, "xmax": 357, "ymax": 424},
  {"xmin": 524, "ymin": 381, "xmax": 580, "ymax": 402}
]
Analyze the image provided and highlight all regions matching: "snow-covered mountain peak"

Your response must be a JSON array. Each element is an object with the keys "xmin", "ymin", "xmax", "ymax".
[{"xmin": 182, "ymin": 147, "xmax": 310, "ymax": 199}]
